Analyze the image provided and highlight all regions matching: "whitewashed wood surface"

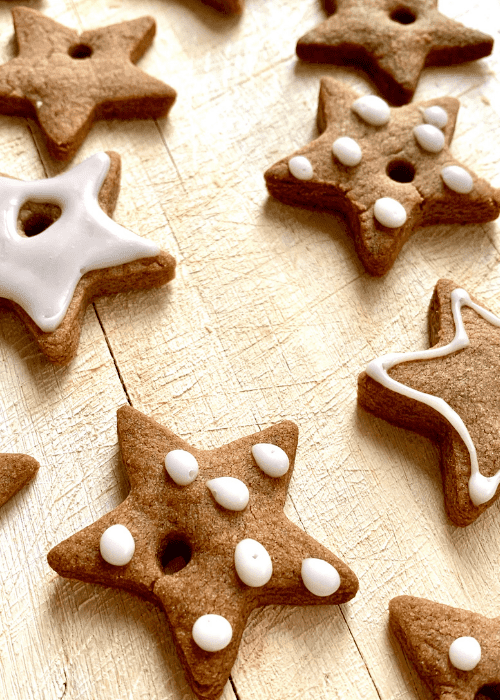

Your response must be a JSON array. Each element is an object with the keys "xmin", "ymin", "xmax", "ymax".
[{"xmin": 0, "ymin": 0, "xmax": 499, "ymax": 698}]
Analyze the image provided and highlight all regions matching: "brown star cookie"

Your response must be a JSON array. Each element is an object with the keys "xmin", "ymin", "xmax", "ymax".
[
  {"xmin": 0, "ymin": 151, "xmax": 176, "ymax": 365},
  {"xmin": 0, "ymin": 8, "xmax": 176, "ymax": 160},
  {"xmin": 201, "ymin": 0, "xmax": 244, "ymax": 13},
  {"xmin": 358, "ymin": 279, "xmax": 500, "ymax": 527},
  {"xmin": 390, "ymin": 596, "xmax": 500, "ymax": 700},
  {"xmin": 264, "ymin": 78, "xmax": 500, "ymax": 277},
  {"xmin": 0, "ymin": 453, "xmax": 39, "ymax": 508},
  {"xmin": 48, "ymin": 405, "xmax": 359, "ymax": 700},
  {"xmin": 296, "ymin": 0, "xmax": 493, "ymax": 105}
]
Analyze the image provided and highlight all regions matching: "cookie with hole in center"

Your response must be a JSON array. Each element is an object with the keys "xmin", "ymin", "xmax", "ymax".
[{"xmin": 264, "ymin": 78, "xmax": 500, "ymax": 276}]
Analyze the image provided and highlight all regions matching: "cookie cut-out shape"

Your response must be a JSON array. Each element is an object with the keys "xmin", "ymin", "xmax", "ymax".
[
  {"xmin": 48, "ymin": 405, "xmax": 359, "ymax": 700},
  {"xmin": 390, "ymin": 596, "xmax": 500, "ymax": 700},
  {"xmin": 0, "ymin": 152, "xmax": 176, "ymax": 365},
  {"xmin": 264, "ymin": 79, "xmax": 500, "ymax": 277},
  {"xmin": 0, "ymin": 453, "xmax": 39, "ymax": 507},
  {"xmin": 296, "ymin": 0, "xmax": 493, "ymax": 105},
  {"xmin": 358, "ymin": 279, "xmax": 500, "ymax": 527},
  {"xmin": 0, "ymin": 8, "xmax": 176, "ymax": 160}
]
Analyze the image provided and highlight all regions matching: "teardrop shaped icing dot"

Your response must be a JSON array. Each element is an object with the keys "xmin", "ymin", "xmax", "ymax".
[
  {"xmin": 423, "ymin": 105, "xmax": 448, "ymax": 129},
  {"xmin": 234, "ymin": 538, "xmax": 273, "ymax": 587},
  {"xmin": 288, "ymin": 156, "xmax": 314, "ymax": 181},
  {"xmin": 413, "ymin": 124, "xmax": 445, "ymax": 153},
  {"xmin": 351, "ymin": 95, "xmax": 390, "ymax": 126},
  {"xmin": 99, "ymin": 524, "xmax": 135, "ymax": 566},
  {"xmin": 251, "ymin": 443, "xmax": 289, "ymax": 477},
  {"xmin": 373, "ymin": 198, "xmax": 407, "ymax": 228},
  {"xmin": 448, "ymin": 636, "xmax": 481, "ymax": 671},
  {"xmin": 441, "ymin": 165, "xmax": 474, "ymax": 194},
  {"xmin": 206, "ymin": 477, "xmax": 249, "ymax": 511},
  {"xmin": 165, "ymin": 449, "xmax": 199, "ymax": 486},
  {"xmin": 192, "ymin": 614, "xmax": 233, "ymax": 652},
  {"xmin": 332, "ymin": 137, "xmax": 362, "ymax": 166},
  {"xmin": 301, "ymin": 558, "xmax": 341, "ymax": 596}
]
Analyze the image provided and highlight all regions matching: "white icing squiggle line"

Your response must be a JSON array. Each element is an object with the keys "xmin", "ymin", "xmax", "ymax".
[{"xmin": 366, "ymin": 288, "xmax": 500, "ymax": 507}]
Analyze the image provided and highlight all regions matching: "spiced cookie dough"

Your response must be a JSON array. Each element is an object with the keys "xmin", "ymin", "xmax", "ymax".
[
  {"xmin": 390, "ymin": 596, "xmax": 500, "ymax": 699},
  {"xmin": 296, "ymin": 0, "xmax": 493, "ymax": 105},
  {"xmin": 48, "ymin": 405, "xmax": 359, "ymax": 700},
  {"xmin": 264, "ymin": 78, "xmax": 499, "ymax": 276},
  {"xmin": 0, "ymin": 8, "xmax": 176, "ymax": 160},
  {"xmin": 358, "ymin": 279, "xmax": 500, "ymax": 527},
  {"xmin": 0, "ymin": 454, "xmax": 39, "ymax": 508},
  {"xmin": 0, "ymin": 152, "xmax": 176, "ymax": 365}
]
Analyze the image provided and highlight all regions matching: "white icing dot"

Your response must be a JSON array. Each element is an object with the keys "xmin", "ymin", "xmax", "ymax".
[
  {"xmin": 373, "ymin": 197, "xmax": 407, "ymax": 228},
  {"xmin": 351, "ymin": 95, "xmax": 390, "ymax": 126},
  {"xmin": 413, "ymin": 124, "xmax": 445, "ymax": 153},
  {"xmin": 332, "ymin": 137, "xmax": 362, "ymax": 167},
  {"xmin": 251, "ymin": 443, "xmax": 289, "ymax": 477},
  {"xmin": 423, "ymin": 105, "xmax": 448, "ymax": 129},
  {"xmin": 234, "ymin": 538, "xmax": 273, "ymax": 587},
  {"xmin": 301, "ymin": 558, "xmax": 341, "ymax": 597},
  {"xmin": 192, "ymin": 614, "xmax": 233, "ymax": 652},
  {"xmin": 99, "ymin": 524, "xmax": 135, "ymax": 566},
  {"xmin": 441, "ymin": 165, "xmax": 474, "ymax": 194},
  {"xmin": 165, "ymin": 450, "xmax": 199, "ymax": 486},
  {"xmin": 288, "ymin": 156, "xmax": 314, "ymax": 181},
  {"xmin": 449, "ymin": 636, "xmax": 481, "ymax": 671},
  {"xmin": 206, "ymin": 477, "xmax": 249, "ymax": 511}
]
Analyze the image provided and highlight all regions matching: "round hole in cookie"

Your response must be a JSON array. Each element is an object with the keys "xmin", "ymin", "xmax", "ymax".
[
  {"xmin": 68, "ymin": 44, "xmax": 93, "ymax": 59},
  {"xmin": 159, "ymin": 537, "xmax": 192, "ymax": 575},
  {"xmin": 386, "ymin": 159, "xmax": 415, "ymax": 183},
  {"xmin": 390, "ymin": 7, "xmax": 417, "ymax": 24},
  {"xmin": 477, "ymin": 687, "xmax": 500, "ymax": 700},
  {"xmin": 17, "ymin": 204, "xmax": 62, "ymax": 237}
]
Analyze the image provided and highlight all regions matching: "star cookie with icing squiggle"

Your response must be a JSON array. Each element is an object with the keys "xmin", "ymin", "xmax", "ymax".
[
  {"xmin": 0, "ymin": 8, "xmax": 176, "ymax": 160},
  {"xmin": 0, "ymin": 152, "xmax": 175, "ymax": 365},
  {"xmin": 48, "ymin": 405, "xmax": 359, "ymax": 700},
  {"xmin": 0, "ymin": 454, "xmax": 39, "ymax": 508},
  {"xmin": 264, "ymin": 78, "xmax": 500, "ymax": 277},
  {"xmin": 296, "ymin": 0, "xmax": 493, "ymax": 105},
  {"xmin": 358, "ymin": 279, "xmax": 500, "ymax": 527},
  {"xmin": 390, "ymin": 596, "xmax": 500, "ymax": 699}
]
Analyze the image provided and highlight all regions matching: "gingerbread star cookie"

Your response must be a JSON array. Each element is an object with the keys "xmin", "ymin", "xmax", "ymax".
[
  {"xmin": 296, "ymin": 0, "xmax": 493, "ymax": 105},
  {"xmin": 0, "ymin": 152, "xmax": 176, "ymax": 365},
  {"xmin": 264, "ymin": 78, "xmax": 500, "ymax": 276},
  {"xmin": 358, "ymin": 279, "xmax": 500, "ymax": 527},
  {"xmin": 48, "ymin": 405, "xmax": 359, "ymax": 700},
  {"xmin": 0, "ymin": 8, "xmax": 176, "ymax": 160},
  {"xmin": 390, "ymin": 596, "xmax": 500, "ymax": 700},
  {"xmin": 0, "ymin": 454, "xmax": 39, "ymax": 508}
]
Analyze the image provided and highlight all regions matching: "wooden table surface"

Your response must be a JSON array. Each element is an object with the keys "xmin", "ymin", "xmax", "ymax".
[{"xmin": 0, "ymin": 0, "xmax": 499, "ymax": 698}]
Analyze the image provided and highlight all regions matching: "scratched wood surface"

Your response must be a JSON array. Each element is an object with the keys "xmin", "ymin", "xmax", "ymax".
[{"xmin": 0, "ymin": 0, "xmax": 499, "ymax": 698}]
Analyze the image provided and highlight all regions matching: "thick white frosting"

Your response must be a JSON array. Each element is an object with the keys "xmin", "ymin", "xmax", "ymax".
[
  {"xmin": 99, "ymin": 524, "xmax": 135, "ymax": 566},
  {"xmin": 206, "ymin": 477, "xmax": 249, "ymax": 511},
  {"xmin": 192, "ymin": 614, "xmax": 233, "ymax": 652},
  {"xmin": 234, "ymin": 538, "xmax": 272, "ymax": 587},
  {"xmin": 448, "ymin": 636, "xmax": 481, "ymax": 671},
  {"xmin": 0, "ymin": 152, "xmax": 159, "ymax": 332},
  {"xmin": 366, "ymin": 288, "xmax": 500, "ymax": 506},
  {"xmin": 165, "ymin": 450, "xmax": 199, "ymax": 486}
]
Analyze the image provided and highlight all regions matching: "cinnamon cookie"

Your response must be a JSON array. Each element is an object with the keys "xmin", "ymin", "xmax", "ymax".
[{"xmin": 0, "ymin": 454, "xmax": 39, "ymax": 508}]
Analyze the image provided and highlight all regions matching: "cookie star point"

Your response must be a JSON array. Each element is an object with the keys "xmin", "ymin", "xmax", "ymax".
[{"xmin": 0, "ymin": 453, "xmax": 39, "ymax": 508}]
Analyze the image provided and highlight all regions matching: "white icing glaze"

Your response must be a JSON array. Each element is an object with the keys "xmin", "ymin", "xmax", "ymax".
[
  {"xmin": 288, "ymin": 156, "xmax": 314, "ymax": 181},
  {"xmin": 441, "ymin": 165, "xmax": 474, "ymax": 194},
  {"xmin": 373, "ymin": 198, "xmax": 407, "ymax": 228},
  {"xmin": 301, "ymin": 558, "xmax": 341, "ymax": 597},
  {"xmin": 165, "ymin": 450, "xmax": 199, "ymax": 486},
  {"xmin": 423, "ymin": 105, "xmax": 448, "ymax": 129},
  {"xmin": 0, "ymin": 152, "xmax": 159, "ymax": 332},
  {"xmin": 351, "ymin": 95, "xmax": 390, "ymax": 126},
  {"xmin": 332, "ymin": 137, "xmax": 362, "ymax": 166},
  {"xmin": 192, "ymin": 614, "xmax": 233, "ymax": 652},
  {"xmin": 252, "ymin": 443, "xmax": 289, "ymax": 477},
  {"xmin": 99, "ymin": 524, "xmax": 135, "ymax": 566},
  {"xmin": 366, "ymin": 287, "xmax": 500, "ymax": 506},
  {"xmin": 413, "ymin": 124, "xmax": 445, "ymax": 153},
  {"xmin": 234, "ymin": 538, "xmax": 272, "ymax": 587},
  {"xmin": 448, "ymin": 636, "xmax": 481, "ymax": 671},
  {"xmin": 206, "ymin": 477, "xmax": 249, "ymax": 511}
]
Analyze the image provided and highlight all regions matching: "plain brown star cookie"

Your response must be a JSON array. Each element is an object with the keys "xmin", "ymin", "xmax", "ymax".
[
  {"xmin": 0, "ymin": 8, "xmax": 176, "ymax": 160},
  {"xmin": 296, "ymin": 0, "xmax": 493, "ymax": 105},
  {"xmin": 48, "ymin": 405, "xmax": 359, "ymax": 700},
  {"xmin": 390, "ymin": 596, "xmax": 500, "ymax": 700},
  {"xmin": 264, "ymin": 78, "xmax": 500, "ymax": 276},
  {"xmin": 358, "ymin": 279, "xmax": 500, "ymax": 527},
  {"xmin": 0, "ymin": 453, "xmax": 39, "ymax": 508}
]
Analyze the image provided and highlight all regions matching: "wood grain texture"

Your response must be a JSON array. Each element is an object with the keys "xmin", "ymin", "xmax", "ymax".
[{"xmin": 0, "ymin": 0, "xmax": 498, "ymax": 698}]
